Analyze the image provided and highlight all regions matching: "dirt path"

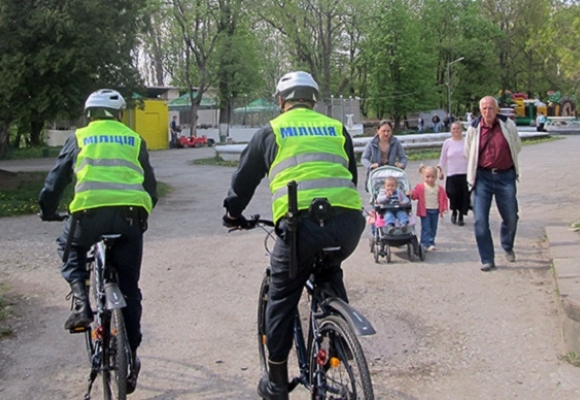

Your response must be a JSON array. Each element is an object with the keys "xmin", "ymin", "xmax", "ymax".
[{"xmin": 1, "ymin": 139, "xmax": 580, "ymax": 399}]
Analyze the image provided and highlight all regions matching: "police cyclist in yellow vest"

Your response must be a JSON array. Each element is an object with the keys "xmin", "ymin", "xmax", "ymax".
[
  {"xmin": 223, "ymin": 71, "xmax": 365, "ymax": 400},
  {"xmin": 39, "ymin": 89, "xmax": 157, "ymax": 394}
]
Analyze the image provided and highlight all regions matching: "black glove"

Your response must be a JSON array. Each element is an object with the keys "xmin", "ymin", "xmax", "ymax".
[{"xmin": 222, "ymin": 213, "xmax": 249, "ymax": 229}]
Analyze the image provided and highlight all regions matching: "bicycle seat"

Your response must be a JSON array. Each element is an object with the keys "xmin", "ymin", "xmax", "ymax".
[
  {"xmin": 100, "ymin": 234, "xmax": 123, "ymax": 245},
  {"xmin": 312, "ymin": 246, "xmax": 342, "ymax": 271}
]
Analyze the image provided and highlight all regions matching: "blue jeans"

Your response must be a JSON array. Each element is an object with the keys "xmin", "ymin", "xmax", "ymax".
[
  {"xmin": 420, "ymin": 209, "xmax": 439, "ymax": 247},
  {"xmin": 385, "ymin": 210, "xmax": 409, "ymax": 226},
  {"xmin": 472, "ymin": 168, "xmax": 518, "ymax": 264}
]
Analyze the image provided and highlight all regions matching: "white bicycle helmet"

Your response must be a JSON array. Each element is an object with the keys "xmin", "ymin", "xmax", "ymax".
[
  {"xmin": 84, "ymin": 89, "xmax": 127, "ymax": 111},
  {"xmin": 275, "ymin": 71, "xmax": 319, "ymax": 103}
]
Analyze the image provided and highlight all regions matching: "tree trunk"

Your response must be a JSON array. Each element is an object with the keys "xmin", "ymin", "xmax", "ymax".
[
  {"xmin": 0, "ymin": 121, "xmax": 9, "ymax": 159},
  {"xmin": 30, "ymin": 119, "xmax": 44, "ymax": 146}
]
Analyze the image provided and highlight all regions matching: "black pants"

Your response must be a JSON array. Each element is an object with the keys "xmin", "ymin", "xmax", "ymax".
[
  {"xmin": 266, "ymin": 209, "xmax": 365, "ymax": 362},
  {"xmin": 58, "ymin": 206, "xmax": 146, "ymax": 350},
  {"xmin": 445, "ymin": 174, "xmax": 470, "ymax": 216}
]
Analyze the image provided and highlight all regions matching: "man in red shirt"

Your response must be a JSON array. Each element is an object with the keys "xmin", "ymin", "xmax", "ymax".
[{"xmin": 464, "ymin": 96, "xmax": 521, "ymax": 271}]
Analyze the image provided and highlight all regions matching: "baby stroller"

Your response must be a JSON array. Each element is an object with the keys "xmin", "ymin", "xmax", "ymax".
[{"xmin": 366, "ymin": 166, "xmax": 425, "ymax": 263}]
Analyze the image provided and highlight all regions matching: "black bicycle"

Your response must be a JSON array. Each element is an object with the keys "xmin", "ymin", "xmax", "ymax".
[
  {"xmin": 82, "ymin": 233, "xmax": 134, "ymax": 400},
  {"xmin": 232, "ymin": 183, "xmax": 376, "ymax": 399},
  {"xmin": 43, "ymin": 213, "xmax": 134, "ymax": 400}
]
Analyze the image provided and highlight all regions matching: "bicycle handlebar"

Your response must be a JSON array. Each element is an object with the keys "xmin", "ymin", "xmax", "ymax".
[{"xmin": 227, "ymin": 214, "xmax": 274, "ymax": 232}]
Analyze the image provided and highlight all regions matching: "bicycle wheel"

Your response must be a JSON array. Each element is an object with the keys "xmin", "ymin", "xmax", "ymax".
[
  {"xmin": 85, "ymin": 265, "xmax": 99, "ymax": 364},
  {"xmin": 102, "ymin": 309, "xmax": 129, "ymax": 400},
  {"xmin": 257, "ymin": 270, "xmax": 270, "ymax": 373},
  {"xmin": 310, "ymin": 315, "xmax": 374, "ymax": 399}
]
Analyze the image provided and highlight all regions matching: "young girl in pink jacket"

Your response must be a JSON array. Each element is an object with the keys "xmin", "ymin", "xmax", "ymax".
[{"xmin": 407, "ymin": 165, "xmax": 448, "ymax": 251}]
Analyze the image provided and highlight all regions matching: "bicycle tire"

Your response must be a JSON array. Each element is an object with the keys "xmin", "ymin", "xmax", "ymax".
[
  {"xmin": 102, "ymin": 308, "xmax": 129, "ymax": 400},
  {"xmin": 257, "ymin": 271, "xmax": 270, "ymax": 373},
  {"xmin": 310, "ymin": 315, "xmax": 374, "ymax": 399},
  {"xmin": 85, "ymin": 265, "xmax": 99, "ymax": 364}
]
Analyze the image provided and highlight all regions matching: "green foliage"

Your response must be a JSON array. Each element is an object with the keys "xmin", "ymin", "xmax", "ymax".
[
  {"xmin": 0, "ymin": 172, "xmax": 73, "ymax": 218},
  {"xmin": 0, "ymin": 172, "xmax": 170, "ymax": 218},
  {"xmin": 0, "ymin": 0, "xmax": 146, "ymax": 149}
]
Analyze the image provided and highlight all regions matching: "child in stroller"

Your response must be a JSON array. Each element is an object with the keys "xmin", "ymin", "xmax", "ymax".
[
  {"xmin": 367, "ymin": 166, "xmax": 425, "ymax": 263},
  {"xmin": 376, "ymin": 176, "xmax": 410, "ymax": 235}
]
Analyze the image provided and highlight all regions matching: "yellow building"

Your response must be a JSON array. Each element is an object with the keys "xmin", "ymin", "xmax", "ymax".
[{"xmin": 122, "ymin": 99, "xmax": 169, "ymax": 150}]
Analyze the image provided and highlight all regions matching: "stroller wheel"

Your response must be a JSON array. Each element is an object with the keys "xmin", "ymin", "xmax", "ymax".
[
  {"xmin": 418, "ymin": 244, "xmax": 426, "ymax": 261},
  {"xmin": 369, "ymin": 237, "xmax": 374, "ymax": 253},
  {"xmin": 386, "ymin": 246, "xmax": 392, "ymax": 263},
  {"xmin": 373, "ymin": 243, "xmax": 379, "ymax": 263},
  {"xmin": 407, "ymin": 243, "xmax": 413, "ymax": 260}
]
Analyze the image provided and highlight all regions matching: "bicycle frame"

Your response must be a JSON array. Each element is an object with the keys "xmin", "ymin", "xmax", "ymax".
[
  {"xmin": 85, "ymin": 235, "xmax": 129, "ymax": 399},
  {"xmin": 289, "ymin": 259, "xmax": 376, "ymax": 395}
]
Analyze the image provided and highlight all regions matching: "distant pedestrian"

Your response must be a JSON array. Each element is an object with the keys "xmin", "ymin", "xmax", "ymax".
[
  {"xmin": 536, "ymin": 112, "xmax": 547, "ymax": 132},
  {"xmin": 417, "ymin": 116, "xmax": 424, "ymax": 132},
  {"xmin": 464, "ymin": 96, "xmax": 521, "ymax": 272},
  {"xmin": 407, "ymin": 165, "xmax": 448, "ymax": 251},
  {"xmin": 170, "ymin": 116, "xmax": 180, "ymax": 148},
  {"xmin": 438, "ymin": 121, "xmax": 470, "ymax": 226},
  {"xmin": 432, "ymin": 114, "xmax": 441, "ymax": 133}
]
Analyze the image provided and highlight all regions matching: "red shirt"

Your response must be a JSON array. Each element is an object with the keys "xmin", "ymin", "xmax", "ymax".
[{"xmin": 478, "ymin": 119, "xmax": 514, "ymax": 169}]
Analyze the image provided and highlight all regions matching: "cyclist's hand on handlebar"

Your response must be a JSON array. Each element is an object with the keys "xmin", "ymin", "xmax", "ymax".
[{"xmin": 222, "ymin": 213, "xmax": 250, "ymax": 230}]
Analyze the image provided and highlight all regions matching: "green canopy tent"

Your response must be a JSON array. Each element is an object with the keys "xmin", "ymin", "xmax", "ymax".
[
  {"xmin": 168, "ymin": 92, "xmax": 218, "ymax": 112},
  {"xmin": 233, "ymin": 98, "xmax": 278, "ymax": 114}
]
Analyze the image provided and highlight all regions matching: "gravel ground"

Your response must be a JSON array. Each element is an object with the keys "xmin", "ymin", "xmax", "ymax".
[{"xmin": 1, "ymin": 137, "xmax": 580, "ymax": 399}]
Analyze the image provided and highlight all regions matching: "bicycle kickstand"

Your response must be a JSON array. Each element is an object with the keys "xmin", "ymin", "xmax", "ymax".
[{"xmin": 84, "ymin": 368, "xmax": 98, "ymax": 400}]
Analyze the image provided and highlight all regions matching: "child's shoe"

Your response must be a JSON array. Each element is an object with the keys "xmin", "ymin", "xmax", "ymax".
[
  {"xmin": 401, "ymin": 223, "xmax": 408, "ymax": 234},
  {"xmin": 386, "ymin": 224, "xmax": 395, "ymax": 235}
]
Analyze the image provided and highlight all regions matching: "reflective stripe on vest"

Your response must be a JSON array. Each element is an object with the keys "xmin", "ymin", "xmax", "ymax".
[
  {"xmin": 74, "ymin": 158, "xmax": 144, "ymax": 175},
  {"xmin": 271, "ymin": 177, "xmax": 356, "ymax": 203},
  {"xmin": 69, "ymin": 120, "xmax": 152, "ymax": 214},
  {"xmin": 269, "ymin": 153, "xmax": 348, "ymax": 178},
  {"xmin": 269, "ymin": 108, "xmax": 362, "ymax": 223}
]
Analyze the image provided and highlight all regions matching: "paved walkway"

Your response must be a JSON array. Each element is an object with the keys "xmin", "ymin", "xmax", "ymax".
[{"xmin": 1, "ymin": 138, "xmax": 580, "ymax": 399}]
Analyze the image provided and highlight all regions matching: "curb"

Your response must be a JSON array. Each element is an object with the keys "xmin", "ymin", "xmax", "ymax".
[{"xmin": 546, "ymin": 226, "xmax": 580, "ymax": 355}]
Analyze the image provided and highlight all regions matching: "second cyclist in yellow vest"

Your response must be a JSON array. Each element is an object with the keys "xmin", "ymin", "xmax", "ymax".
[{"xmin": 223, "ymin": 71, "xmax": 365, "ymax": 400}]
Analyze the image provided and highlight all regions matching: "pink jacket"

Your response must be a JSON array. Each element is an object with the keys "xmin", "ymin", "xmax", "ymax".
[{"xmin": 408, "ymin": 183, "xmax": 448, "ymax": 218}]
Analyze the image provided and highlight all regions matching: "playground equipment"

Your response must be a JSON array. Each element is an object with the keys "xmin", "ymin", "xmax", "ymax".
[{"xmin": 498, "ymin": 91, "xmax": 576, "ymax": 126}]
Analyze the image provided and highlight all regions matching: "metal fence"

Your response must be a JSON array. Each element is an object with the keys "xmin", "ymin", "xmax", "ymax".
[{"xmin": 176, "ymin": 96, "xmax": 362, "ymax": 129}]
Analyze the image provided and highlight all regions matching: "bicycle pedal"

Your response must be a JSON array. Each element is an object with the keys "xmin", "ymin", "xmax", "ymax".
[{"xmin": 69, "ymin": 326, "xmax": 89, "ymax": 334}]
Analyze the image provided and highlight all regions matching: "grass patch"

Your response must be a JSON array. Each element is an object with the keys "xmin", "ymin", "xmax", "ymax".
[
  {"xmin": 0, "ymin": 286, "xmax": 15, "ymax": 338},
  {"xmin": 191, "ymin": 154, "xmax": 239, "ymax": 167},
  {"xmin": 0, "ymin": 171, "xmax": 170, "ymax": 218},
  {"xmin": 522, "ymin": 135, "xmax": 561, "ymax": 146},
  {"xmin": 571, "ymin": 219, "xmax": 580, "ymax": 233},
  {"xmin": 565, "ymin": 352, "xmax": 580, "ymax": 367},
  {"xmin": 0, "ymin": 172, "xmax": 73, "ymax": 217},
  {"xmin": 2, "ymin": 146, "xmax": 63, "ymax": 160}
]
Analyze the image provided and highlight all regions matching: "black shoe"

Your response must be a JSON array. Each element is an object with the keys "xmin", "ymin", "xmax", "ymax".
[
  {"xmin": 127, "ymin": 356, "xmax": 141, "ymax": 394},
  {"xmin": 457, "ymin": 215, "xmax": 464, "ymax": 226},
  {"xmin": 451, "ymin": 211, "xmax": 457, "ymax": 225},
  {"xmin": 64, "ymin": 280, "xmax": 93, "ymax": 330},
  {"xmin": 480, "ymin": 262, "xmax": 496, "ymax": 272},
  {"xmin": 257, "ymin": 360, "xmax": 288, "ymax": 400}
]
